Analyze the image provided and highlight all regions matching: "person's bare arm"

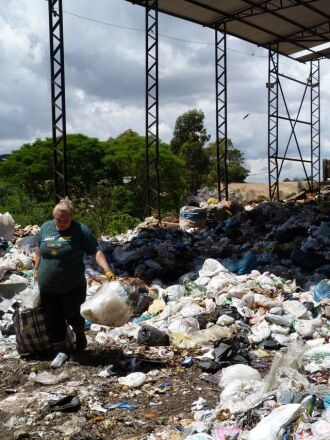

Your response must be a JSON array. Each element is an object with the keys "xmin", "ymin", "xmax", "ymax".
[
  {"xmin": 92, "ymin": 250, "xmax": 116, "ymax": 281},
  {"xmin": 34, "ymin": 246, "xmax": 41, "ymax": 268}
]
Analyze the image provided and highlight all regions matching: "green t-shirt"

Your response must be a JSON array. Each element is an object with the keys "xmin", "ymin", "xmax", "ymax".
[{"xmin": 37, "ymin": 220, "xmax": 100, "ymax": 293}]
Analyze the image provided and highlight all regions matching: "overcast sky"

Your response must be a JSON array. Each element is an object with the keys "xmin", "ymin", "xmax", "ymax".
[{"xmin": 1, "ymin": 0, "xmax": 330, "ymax": 181}]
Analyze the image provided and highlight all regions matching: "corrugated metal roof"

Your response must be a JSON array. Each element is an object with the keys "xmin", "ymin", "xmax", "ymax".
[{"xmin": 127, "ymin": 0, "xmax": 330, "ymax": 61}]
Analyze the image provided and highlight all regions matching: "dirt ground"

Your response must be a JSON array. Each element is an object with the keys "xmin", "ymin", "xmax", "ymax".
[
  {"xmin": 0, "ymin": 334, "xmax": 224, "ymax": 440},
  {"xmin": 228, "ymin": 181, "xmax": 301, "ymax": 200}
]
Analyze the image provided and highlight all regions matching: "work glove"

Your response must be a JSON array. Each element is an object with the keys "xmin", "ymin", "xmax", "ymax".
[
  {"xmin": 105, "ymin": 270, "xmax": 116, "ymax": 282},
  {"xmin": 34, "ymin": 270, "xmax": 38, "ymax": 283}
]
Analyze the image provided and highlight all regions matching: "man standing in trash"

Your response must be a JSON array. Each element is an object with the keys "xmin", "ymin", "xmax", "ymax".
[{"xmin": 34, "ymin": 197, "xmax": 115, "ymax": 354}]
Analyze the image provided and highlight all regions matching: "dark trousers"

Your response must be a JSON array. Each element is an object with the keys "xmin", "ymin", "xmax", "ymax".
[{"xmin": 40, "ymin": 285, "xmax": 86, "ymax": 343}]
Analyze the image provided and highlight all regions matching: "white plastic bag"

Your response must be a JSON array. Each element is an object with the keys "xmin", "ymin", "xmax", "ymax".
[
  {"xmin": 248, "ymin": 404, "xmax": 302, "ymax": 440},
  {"xmin": 180, "ymin": 303, "xmax": 205, "ymax": 317},
  {"xmin": 198, "ymin": 258, "xmax": 227, "ymax": 278},
  {"xmin": 219, "ymin": 364, "xmax": 261, "ymax": 388},
  {"xmin": 0, "ymin": 212, "xmax": 15, "ymax": 242},
  {"xmin": 168, "ymin": 317, "xmax": 200, "ymax": 335},
  {"xmin": 250, "ymin": 320, "xmax": 271, "ymax": 344},
  {"xmin": 80, "ymin": 281, "xmax": 133, "ymax": 327},
  {"xmin": 219, "ymin": 379, "xmax": 263, "ymax": 414},
  {"xmin": 294, "ymin": 317, "xmax": 322, "ymax": 338},
  {"xmin": 19, "ymin": 285, "xmax": 41, "ymax": 309},
  {"xmin": 118, "ymin": 372, "xmax": 146, "ymax": 388},
  {"xmin": 163, "ymin": 284, "xmax": 186, "ymax": 302},
  {"xmin": 283, "ymin": 300, "xmax": 307, "ymax": 318}
]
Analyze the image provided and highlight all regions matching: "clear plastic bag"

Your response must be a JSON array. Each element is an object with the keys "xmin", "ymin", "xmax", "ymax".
[
  {"xmin": 19, "ymin": 285, "xmax": 41, "ymax": 309},
  {"xmin": 80, "ymin": 281, "xmax": 133, "ymax": 327}
]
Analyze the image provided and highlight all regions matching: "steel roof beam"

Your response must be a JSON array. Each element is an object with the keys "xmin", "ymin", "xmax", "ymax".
[{"xmin": 241, "ymin": 0, "xmax": 330, "ymax": 45}]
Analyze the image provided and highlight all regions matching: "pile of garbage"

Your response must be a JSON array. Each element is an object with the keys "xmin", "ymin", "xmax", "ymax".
[
  {"xmin": 93, "ymin": 197, "xmax": 330, "ymax": 289},
  {"xmin": 0, "ymin": 198, "xmax": 330, "ymax": 439}
]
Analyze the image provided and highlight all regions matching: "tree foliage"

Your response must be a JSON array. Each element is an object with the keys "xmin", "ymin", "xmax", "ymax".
[
  {"xmin": 205, "ymin": 139, "xmax": 249, "ymax": 184},
  {"xmin": 0, "ymin": 111, "xmax": 250, "ymax": 232},
  {"xmin": 103, "ymin": 130, "xmax": 186, "ymax": 217},
  {"xmin": 170, "ymin": 109, "xmax": 210, "ymax": 155},
  {"xmin": 170, "ymin": 109, "xmax": 211, "ymax": 194},
  {"xmin": 0, "ymin": 134, "xmax": 106, "ymax": 200}
]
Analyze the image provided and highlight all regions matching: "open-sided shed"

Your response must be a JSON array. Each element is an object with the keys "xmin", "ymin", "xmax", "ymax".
[{"xmin": 47, "ymin": 0, "xmax": 330, "ymax": 215}]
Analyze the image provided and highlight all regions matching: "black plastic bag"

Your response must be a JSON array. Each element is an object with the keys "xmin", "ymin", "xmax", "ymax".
[{"xmin": 137, "ymin": 325, "xmax": 170, "ymax": 346}]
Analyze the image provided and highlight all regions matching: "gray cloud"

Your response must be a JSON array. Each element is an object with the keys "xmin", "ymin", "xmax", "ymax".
[{"xmin": 0, "ymin": 0, "xmax": 329, "ymax": 179}]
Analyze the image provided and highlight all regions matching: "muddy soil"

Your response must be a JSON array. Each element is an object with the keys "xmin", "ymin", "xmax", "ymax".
[{"xmin": 0, "ymin": 334, "xmax": 220, "ymax": 440}]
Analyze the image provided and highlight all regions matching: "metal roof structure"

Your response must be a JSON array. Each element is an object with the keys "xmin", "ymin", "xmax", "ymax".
[{"xmin": 128, "ymin": 0, "xmax": 330, "ymax": 62}]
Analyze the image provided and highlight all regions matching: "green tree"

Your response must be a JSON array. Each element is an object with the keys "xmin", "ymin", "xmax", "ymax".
[
  {"xmin": 0, "ymin": 134, "xmax": 107, "ymax": 200},
  {"xmin": 205, "ymin": 139, "xmax": 249, "ymax": 184},
  {"xmin": 170, "ymin": 109, "xmax": 210, "ymax": 155},
  {"xmin": 102, "ymin": 130, "xmax": 187, "ymax": 217},
  {"xmin": 170, "ymin": 109, "xmax": 211, "ymax": 195}
]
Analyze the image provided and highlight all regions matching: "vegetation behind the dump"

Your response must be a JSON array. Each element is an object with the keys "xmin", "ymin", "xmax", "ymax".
[{"xmin": 0, "ymin": 109, "xmax": 250, "ymax": 236}]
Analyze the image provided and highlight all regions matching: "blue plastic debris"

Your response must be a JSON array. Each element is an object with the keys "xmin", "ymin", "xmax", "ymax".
[
  {"xmin": 223, "ymin": 251, "xmax": 257, "ymax": 275},
  {"xmin": 313, "ymin": 279, "xmax": 330, "ymax": 303},
  {"xmin": 324, "ymin": 395, "xmax": 330, "ymax": 409},
  {"xmin": 106, "ymin": 401, "xmax": 135, "ymax": 412},
  {"xmin": 182, "ymin": 356, "xmax": 193, "ymax": 367}
]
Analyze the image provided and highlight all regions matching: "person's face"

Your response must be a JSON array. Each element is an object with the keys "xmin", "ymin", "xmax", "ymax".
[{"xmin": 54, "ymin": 211, "xmax": 72, "ymax": 231}]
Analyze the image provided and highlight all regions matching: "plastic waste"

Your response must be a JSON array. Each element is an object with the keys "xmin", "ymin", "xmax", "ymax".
[
  {"xmin": 137, "ymin": 325, "xmax": 170, "ymax": 346},
  {"xmin": 248, "ymin": 403, "xmax": 303, "ymax": 440},
  {"xmin": 275, "ymin": 366, "xmax": 310, "ymax": 390},
  {"xmin": 211, "ymin": 426, "xmax": 241, "ymax": 440},
  {"xmin": 118, "ymin": 372, "xmax": 146, "ymax": 388},
  {"xmin": 324, "ymin": 395, "xmax": 330, "ymax": 409},
  {"xmin": 15, "ymin": 235, "xmax": 39, "ymax": 250},
  {"xmin": 0, "ymin": 212, "xmax": 15, "ymax": 242},
  {"xmin": 185, "ymin": 434, "xmax": 213, "ymax": 440},
  {"xmin": 219, "ymin": 364, "xmax": 261, "ymax": 387},
  {"xmin": 180, "ymin": 303, "xmax": 205, "ymax": 317},
  {"xmin": 179, "ymin": 206, "xmax": 207, "ymax": 230},
  {"xmin": 105, "ymin": 401, "xmax": 135, "ymax": 411},
  {"xmin": 168, "ymin": 317, "xmax": 200, "ymax": 335},
  {"xmin": 170, "ymin": 324, "xmax": 238, "ymax": 349},
  {"xmin": 80, "ymin": 281, "xmax": 133, "ymax": 327},
  {"xmin": 112, "ymin": 247, "xmax": 140, "ymax": 265},
  {"xmin": 265, "ymin": 314, "xmax": 293, "ymax": 327},
  {"xmin": 294, "ymin": 317, "xmax": 322, "ymax": 338},
  {"xmin": 198, "ymin": 259, "xmax": 227, "ymax": 278},
  {"xmin": 216, "ymin": 314, "xmax": 235, "ymax": 326},
  {"xmin": 314, "ymin": 279, "xmax": 330, "ymax": 302},
  {"xmin": 283, "ymin": 300, "xmax": 307, "ymax": 318},
  {"xmin": 19, "ymin": 285, "xmax": 40, "ymax": 309},
  {"xmin": 28, "ymin": 371, "xmax": 69, "ymax": 385},
  {"xmin": 250, "ymin": 320, "xmax": 271, "ymax": 344},
  {"xmin": 48, "ymin": 394, "xmax": 80, "ymax": 412},
  {"xmin": 0, "ymin": 237, "xmax": 8, "ymax": 251},
  {"xmin": 311, "ymin": 420, "xmax": 330, "ymax": 439},
  {"xmin": 219, "ymin": 378, "xmax": 263, "ymax": 414},
  {"xmin": 253, "ymin": 293, "xmax": 282, "ymax": 308},
  {"xmin": 301, "ymin": 343, "xmax": 330, "ymax": 371},
  {"xmin": 163, "ymin": 284, "xmax": 186, "ymax": 302},
  {"xmin": 225, "ymin": 251, "xmax": 257, "ymax": 275}
]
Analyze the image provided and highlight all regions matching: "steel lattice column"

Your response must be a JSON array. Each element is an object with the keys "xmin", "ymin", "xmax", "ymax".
[
  {"xmin": 311, "ymin": 60, "xmax": 320, "ymax": 192},
  {"xmin": 145, "ymin": 0, "xmax": 161, "ymax": 221},
  {"xmin": 48, "ymin": 0, "xmax": 68, "ymax": 202},
  {"xmin": 267, "ymin": 48, "xmax": 279, "ymax": 201},
  {"xmin": 215, "ymin": 27, "xmax": 228, "ymax": 201}
]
